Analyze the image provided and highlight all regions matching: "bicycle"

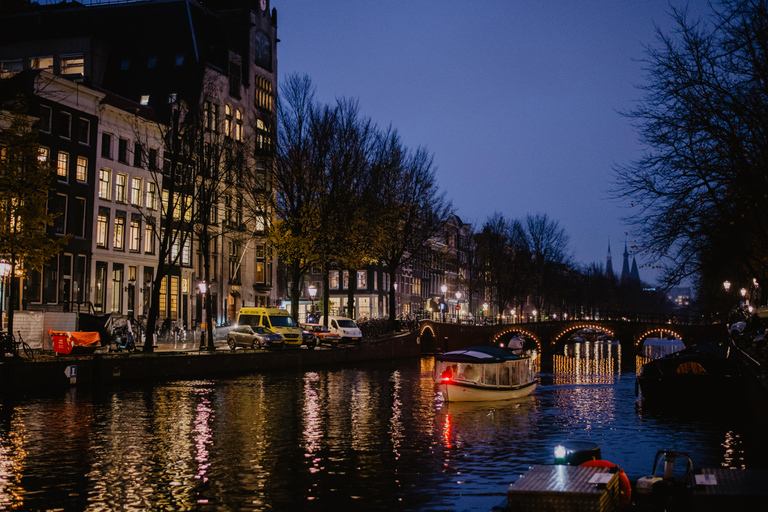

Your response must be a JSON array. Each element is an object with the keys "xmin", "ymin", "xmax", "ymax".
[{"xmin": 0, "ymin": 330, "xmax": 34, "ymax": 359}]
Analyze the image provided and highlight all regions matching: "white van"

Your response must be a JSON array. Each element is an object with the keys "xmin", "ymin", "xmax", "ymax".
[{"xmin": 327, "ymin": 316, "xmax": 363, "ymax": 343}]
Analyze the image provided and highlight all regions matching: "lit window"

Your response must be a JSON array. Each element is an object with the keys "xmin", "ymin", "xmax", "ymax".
[
  {"xmin": 131, "ymin": 177, "xmax": 142, "ymax": 206},
  {"xmin": 39, "ymin": 146, "xmax": 49, "ymax": 163},
  {"xmin": 57, "ymin": 151, "xmax": 69, "ymax": 179},
  {"xmin": 147, "ymin": 181, "xmax": 158, "ymax": 210},
  {"xmin": 0, "ymin": 59, "xmax": 23, "ymax": 78},
  {"xmin": 235, "ymin": 109, "xmax": 243, "ymax": 141},
  {"xmin": 130, "ymin": 218, "xmax": 141, "ymax": 252},
  {"xmin": 145, "ymin": 221, "xmax": 155, "ymax": 254},
  {"xmin": 115, "ymin": 173, "xmax": 127, "ymax": 203},
  {"xmin": 114, "ymin": 215, "xmax": 125, "ymax": 250},
  {"xmin": 31, "ymin": 56, "xmax": 54, "ymax": 70},
  {"xmin": 224, "ymin": 105, "xmax": 232, "ymax": 137},
  {"xmin": 99, "ymin": 169, "xmax": 111, "ymax": 200},
  {"xmin": 76, "ymin": 156, "xmax": 87, "ymax": 181},
  {"xmin": 61, "ymin": 54, "xmax": 84, "ymax": 75},
  {"xmin": 140, "ymin": 95, "xmax": 150, "ymax": 105},
  {"xmin": 96, "ymin": 211, "xmax": 109, "ymax": 248}
]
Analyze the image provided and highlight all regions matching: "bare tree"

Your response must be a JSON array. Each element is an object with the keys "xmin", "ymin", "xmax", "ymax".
[
  {"xmin": 613, "ymin": 0, "xmax": 768, "ymax": 290},
  {"xmin": 524, "ymin": 213, "xmax": 571, "ymax": 317}
]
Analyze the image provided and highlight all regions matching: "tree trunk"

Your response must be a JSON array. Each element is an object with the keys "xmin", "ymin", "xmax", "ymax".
[{"xmin": 346, "ymin": 268, "xmax": 357, "ymax": 319}]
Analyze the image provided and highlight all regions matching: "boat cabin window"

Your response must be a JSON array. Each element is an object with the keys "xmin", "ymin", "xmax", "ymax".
[{"xmin": 483, "ymin": 365, "xmax": 497, "ymax": 385}]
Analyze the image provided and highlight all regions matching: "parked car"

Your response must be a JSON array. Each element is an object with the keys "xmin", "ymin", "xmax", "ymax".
[
  {"xmin": 301, "ymin": 327, "xmax": 318, "ymax": 349},
  {"xmin": 327, "ymin": 316, "xmax": 363, "ymax": 343},
  {"xmin": 301, "ymin": 323, "xmax": 342, "ymax": 346},
  {"xmin": 227, "ymin": 325, "xmax": 284, "ymax": 350}
]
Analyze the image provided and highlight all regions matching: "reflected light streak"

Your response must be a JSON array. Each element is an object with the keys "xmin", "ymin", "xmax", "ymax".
[
  {"xmin": 443, "ymin": 413, "xmax": 452, "ymax": 449},
  {"xmin": 302, "ymin": 372, "xmax": 322, "ymax": 474},
  {"xmin": 389, "ymin": 370, "xmax": 404, "ymax": 460},
  {"xmin": 194, "ymin": 390, "xmax": 213, "ymax": 485},
  {"xmin": 0, "ymin": 416, "xmax": 28, "ymax": 510}
]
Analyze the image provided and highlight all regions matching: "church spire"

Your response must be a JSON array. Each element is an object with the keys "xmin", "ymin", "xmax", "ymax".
[
  {"xmin": 621, "ymin": 240, "xmax": 631, "ymax": 282},
  {"xmin": 606, "ymin": 241, "xmax": 614, "ymax": 279}
]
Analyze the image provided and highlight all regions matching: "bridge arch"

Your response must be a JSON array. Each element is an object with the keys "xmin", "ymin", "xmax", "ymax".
[
  {"xmin": 552, "ymin": 323, "xmax": 617, "ymax": 348},
  {"xmin": 633, "ymin": 328, "xmax": 685, "ymax": 348},
  {"xmin": 491, "ymin": 327, "xmax": 542, "ymax": 351}
]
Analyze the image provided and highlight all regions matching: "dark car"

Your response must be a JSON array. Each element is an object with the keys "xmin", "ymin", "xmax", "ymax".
[
  {"xmin": 227, "ymin": 325, "xmax": 284, "ymax": 350},
  {"xmin": 301, "ymin": 328, "xmax": 318, "ymax": 350}
]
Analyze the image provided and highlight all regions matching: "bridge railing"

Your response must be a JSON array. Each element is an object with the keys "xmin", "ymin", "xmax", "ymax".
[{"xmin": 425, "ymin": 311, "xmax": 713, "ymax": 326}]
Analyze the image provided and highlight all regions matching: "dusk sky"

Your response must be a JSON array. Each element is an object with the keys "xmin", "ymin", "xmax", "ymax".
[{"xmin": 276, "ymin": 0, "xmax": 707, "ymax": 284}]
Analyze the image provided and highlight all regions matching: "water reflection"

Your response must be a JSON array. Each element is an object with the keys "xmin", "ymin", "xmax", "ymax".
[{"xmin": 0, "ymin": 352, "xmax": 762, "ymax": 511}]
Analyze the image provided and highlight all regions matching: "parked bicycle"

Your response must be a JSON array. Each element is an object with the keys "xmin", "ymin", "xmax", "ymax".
[{"xmin": 0, "ymin": 330, "xmax": 34, "ymax": 359}]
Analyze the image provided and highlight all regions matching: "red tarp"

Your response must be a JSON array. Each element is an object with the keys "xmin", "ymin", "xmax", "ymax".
[{"xmin": 50, "ymin": 330, "xmax": 101, "ymax": 355}]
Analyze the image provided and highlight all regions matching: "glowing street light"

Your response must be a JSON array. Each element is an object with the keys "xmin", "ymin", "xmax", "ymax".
[
  {"xmin": 198, "ymin": 281, "xmax": 208, "ymax": 350},
  {"xmin": 308, "ymin": 284, "xmax": 317, "ymax": 321},
  {"xmin": 723, "ymin": 280, "xmax": 731, "ymax": 292},
  {"xmin": 441, "ymin": 284, "xmax": 447, "ymax": 323}
]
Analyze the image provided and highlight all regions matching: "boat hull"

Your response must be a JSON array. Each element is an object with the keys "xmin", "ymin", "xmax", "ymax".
[{"xmin": 440, "ymin": 379, "xmax": 537, "ymax": 402}]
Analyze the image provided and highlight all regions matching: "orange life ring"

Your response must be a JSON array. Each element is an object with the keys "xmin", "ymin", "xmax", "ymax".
[{"xmin": 580, "ymin": 459, "xmax": 631, "ymax": 507}]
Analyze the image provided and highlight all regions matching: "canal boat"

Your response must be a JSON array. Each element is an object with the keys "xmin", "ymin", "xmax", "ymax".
[
  {"xmin": 636, "ymin": 344, "xmax": 743, "ymax": 403},
  {"xmin": 435, "ymin": 346, "xmax": 537, "ymax": 402}
]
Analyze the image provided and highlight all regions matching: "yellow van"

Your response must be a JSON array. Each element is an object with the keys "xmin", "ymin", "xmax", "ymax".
[{"xmin": 237, "ymin": 307, "xmax": 303, "ymax": 347}]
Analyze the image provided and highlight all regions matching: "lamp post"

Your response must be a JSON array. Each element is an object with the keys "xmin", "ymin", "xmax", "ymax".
[
  {"xmin": 483, "ymin": 302, "xmax": 488, "ymax": 325},
  {"xmin": 0, "ymin": 261, "xmax": 10, "ymax": 331},
  {"xmin": 723, "ymin": 280, "xmax": 731, "ymax": 293},
  {"xmin": 393, "ymin": 283, "xmax": 398, "ymax": 318},
  {"xmin": 198, "ymin": 281, "xmax": 207, "ymax": 350},
  {"xmin": 308, "ymin": 284, "xmax": 317, "ymax": 322},
  {"xmin": 441, "ymin": 284, "xmax": 447, "ymax": 323},
  {"xmin": 455, "ymin": 291, "xmax": 461, "ymax": 322}
]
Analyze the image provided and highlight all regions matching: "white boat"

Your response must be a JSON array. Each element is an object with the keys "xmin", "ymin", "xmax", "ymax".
[{"xmin": 435, "ymin": 346, "xmax": 538, "ymax": 402}]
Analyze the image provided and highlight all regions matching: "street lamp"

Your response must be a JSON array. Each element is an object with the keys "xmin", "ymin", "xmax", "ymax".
[
  {"xmin": 723, "ymin": 280, "xmax": 731, "ymax": 292},
  {"xmin": 483, "ymin": 303, "xmax": 488, "ymax": 324},
  {"xmin": 308, "ymin": 284, "xmax": 317, "ymax": 322},
  {"xmin": 0, "ymin": 261, "xmax": 10, "ymax": 331},
  {"xmin": 455, "ymin": 291, "xmax": 461, "ymax": 322},
  {"xmin": 532, "ymin": 309, "xmax": 538, "ymax": 322},
  {"xmin": 198, "ymin": 281, "xmax": 207, "ymax": 350},
  {"xmin": 441, "ymin": 284, "xmax": 447, "ymax": 323}
]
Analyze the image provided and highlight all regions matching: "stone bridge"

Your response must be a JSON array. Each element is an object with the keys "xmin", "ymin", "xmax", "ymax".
[{"xmin": 417, "ymin": 319, "xmax": 727, "ymax": 357}]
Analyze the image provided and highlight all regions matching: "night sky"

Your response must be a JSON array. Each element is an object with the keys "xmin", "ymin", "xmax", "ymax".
[{"xmin": 276, "ymin": 0, "xmax": 708, "ymax": 284}]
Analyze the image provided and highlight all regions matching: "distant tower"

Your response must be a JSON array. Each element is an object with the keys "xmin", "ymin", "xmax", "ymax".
[
  {"xmin": 606, "ymin": 242, "xmax": 614, "ymax": 279},
  {"xmin": 621, "ymin": 241, "xmax": 631, "ymax": 283},
  {"xmin": 630, "ymin": 256, "xmax": 640, "ymax": 282}
]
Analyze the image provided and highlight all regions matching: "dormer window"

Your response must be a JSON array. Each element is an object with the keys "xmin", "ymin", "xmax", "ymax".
[{"xmin": 61, "ymin": 54, "xmax": 84, "ymax": 76}]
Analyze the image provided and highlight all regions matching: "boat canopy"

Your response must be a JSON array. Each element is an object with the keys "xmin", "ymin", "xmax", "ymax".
[{"xmin": 438, "ymin": 346, "xmax": 523, "ymax": 363}]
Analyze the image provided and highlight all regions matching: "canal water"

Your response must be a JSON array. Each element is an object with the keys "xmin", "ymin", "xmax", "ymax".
[{"xmin": 0, "ymin": 341, "xmax": 762, "ymax": 511}]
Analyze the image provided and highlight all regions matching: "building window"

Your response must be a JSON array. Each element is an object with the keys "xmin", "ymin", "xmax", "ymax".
[
  {"xmin": 330, "ymin": 270, "xmax": 339, "ymax": 290},
  {"xmin": 229, "ymin": 61, "xmax": 241, "ymax": 98},
  {"xmin": 235, "ymin": 109, "xmax": 243, "ymax": 141},
  {"xmin": 74, "ymin": 197, "xmax": 86, "ymax": 238},
  {"xmin": 130, "ymin": 217, "xmax": 141, "ymax": 252},
  {"xmin": 39, "ymin": 147, "xmax": 49, "ymax": 164},
  {"xmin": 140, "ymin": 95, "xmax": 150, "ymax": 105},
  {"xmin": 101, "ymin": 133, "xmax": 112, "ymax": 159},
  {"xmin": 76, "ymin": 156, "xmax": 87, "ymax": 182},
  {"xmin": 118, "ymin": 138, "xmax": 128, "ymax": 164},
  {"xmin": 0, "ymin": 59, "xmax": 23, "ymax": 78},
  {"xmin": 131, "ymin": 177, "xmax": 142, "ymax": 206},
  {"xmin": 51, "ymin": 194, "xmax": 67, "ymax": 235},
  {"xmin": 133, "ymin": 142, "xmax": 143, "ymax": 167},
  {"xmin": 59, "ymin": 111, "xmax": 71, "ymax": 139},
  {"xmin": 112, "ymin": 265, "xmax": 124, "ymax": 313},
  {"xmin": 148, "ymin": 148, "xmax": 157, "ymax": 171},
  {"xmin": 96, "ymin": 210, "xmax": 109, "ymax": 248},
  {"xmin": 77, "ymin": 118, "xmax": 90, "ymax": 145},
  {"xmin": 115, "ymin": 173, "xmax": 127, "ymax": 203},
  {"xmin": 120, "ymin": 58, "xmax": 130, "ymax": 71},
  {"xmin": 147, "ymin": 181, "xmax": 158, "ymax": 210},
  {"xmin": 56, "ymin": 151, "xmax": 68, "ymax": 179},
  {"xmin": 224, "ymin": 105, "xmax": 232, "ymax": 137},
  {"xmin": 61, "ymin": 54, "xmax": 84, "ymax": 75},
  {"xmin": 175, "ymin": 54, "xmax": 184, "ymax": 67},
  {"xmin": 145, "ymin": 221, "xmax": 155, "ymax": 254},
  {"xmin": 114, "ymin": 214, "xmax": 125, "ymax": 251},
  {"xmin": 358, "ymin": 270, "xmax": 367, "ymax": 289},
  {"xmin": 39, "ymin": 105, "xmax": 52, "ymax": 133},
  {"xmin": 31, "ymin": 56, "xmax": 54, "ymax": 70},
  {"xmin": 255, "ymin": 75, "xmax": 272, "ymax": 111},
  {"xmin": 256, "ymin": 119, "xmax": 271, "ymax": 152},
  {"xmin": 99, "ymin": 169, "xmax": 111, "ymax": 200},
  {"xmin": 94, "ymin": 262, "xmax": 107, "ymax": 312},
  {"xmin": 147, "ymin": 56, "xmax": 158, "ymax": 69}
]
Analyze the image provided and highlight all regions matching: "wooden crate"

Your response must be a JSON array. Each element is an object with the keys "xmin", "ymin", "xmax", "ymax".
[{"xmin": 507, "ymin": 465, "xmax": 621, "ymax": 512}]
